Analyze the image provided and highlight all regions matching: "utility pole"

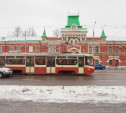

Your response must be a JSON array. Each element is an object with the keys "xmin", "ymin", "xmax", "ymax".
[
  {"xmin": 92, "ymin": 22, "xmax": 96, "ymax": 57},
  {"xmin": 24, "ymin": 31, "xmax": 27, "ymax": 53}
]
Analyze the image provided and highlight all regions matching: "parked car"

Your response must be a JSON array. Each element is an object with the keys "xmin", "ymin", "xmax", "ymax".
[
  {"xmin": 95, "ymin": 64, "xmax": 106, "ymax": 70},
  {"xmin": 0, "ymin": 66, "xmax": 13, "ymax": 78}
]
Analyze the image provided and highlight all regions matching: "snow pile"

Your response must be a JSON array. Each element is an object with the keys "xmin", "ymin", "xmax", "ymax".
[{"xmin": 0, "ymin": 85, "xmax": 126, "ymax": 103}]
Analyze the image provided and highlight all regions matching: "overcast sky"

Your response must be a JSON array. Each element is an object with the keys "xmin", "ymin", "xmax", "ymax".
[{"xmin": 0, "ymin": 0, "xmax": 126, "ymax": 40}]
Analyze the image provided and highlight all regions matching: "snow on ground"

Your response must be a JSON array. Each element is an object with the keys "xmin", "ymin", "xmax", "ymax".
[{"xmin": 0, "ymin": 85, "xmax": 126, "ymax": 103}]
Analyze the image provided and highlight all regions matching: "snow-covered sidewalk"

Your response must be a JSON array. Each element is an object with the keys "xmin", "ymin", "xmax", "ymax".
[{"xmin": 0, "ymin": 85, "xmax": 126, "ymax": 103}]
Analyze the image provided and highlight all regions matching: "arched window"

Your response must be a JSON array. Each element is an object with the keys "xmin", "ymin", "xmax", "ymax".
[
  {"xmin": 109, "ymin": 60, "xmax": 112, "ymax": 65},
  {"xmin": 115, "ymin": 60, "xmax": 119, "ymax": 67},
  {"xmin": 29, "ymin": 46, "xmax": 33, "ymax": 53},
  {"xmin": 115, "ymin": 47, "xmax": 119, "ymax": 53},
  {"xmin": 96, "ymin": 60, "xmax": 99, "ymax": 64},
  {"xmin": 75, "ymin": 40, "xmax": 77, "ymax": 45},
  {"xmin": 17, "ymin": 46, "xmax": 20, "ymax": 52},
  {"xmin": 35, "ymin": 46, "xmax": 39, "ymax": 53},
  {"xmin": 71, "ymin": 40, "xmax": 73, "ymax": 45},
  {"xmin": 109, "ymin": 47, "xmax": 112, "ymax": 53},
  {"xmin": 95, "ymin": 46, "xmax": 99, "ymax": 53},
  {"xmin": 89, "ymin": 47, "xmax": 92, "ymax": 53},
  {"xmin": 10, "ymin": 46, "xmax": 14, "ymax": 51},
  {"xmin": 48, "ymin": 45, "xmax": 53, "ymax": 53},
  {"xmin": 56, "ymin": 45, "xmax": 60, "ymax": 52},
  {"xmin": 72, "ymin": 24, "xmax": 77, "ymax": 30}
]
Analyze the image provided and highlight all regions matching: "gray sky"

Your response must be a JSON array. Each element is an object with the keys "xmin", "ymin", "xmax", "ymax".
[{"xmin": 0, "ymin": 0, "xmax": 126, "ymax": 40}]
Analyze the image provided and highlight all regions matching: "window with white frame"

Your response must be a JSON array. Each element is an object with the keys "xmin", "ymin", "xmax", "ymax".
[
  {"xmin": 115, "ymin": 47, "xmax": 119, "ymax": 53},
  {"xmin": 17, "ymin": 46, "xmax": 20, "ymax": 52},
  {"xmin": 48, "ymin": 45, "xmax": 53, "ymax": 53},
  {"xmin": 89, "ymin": 46, "xmax": 92, "ymax": 53},
  {"xmin": 10, "ymin": 46, "xmax": 14, "ymax": 51},
  {"xmin": 0, "ymin": 46, "xmax": 2, "ymax": 52},
  {"xmin": 29, "ymin": 46, "xmax": 33, "ymax": 52},
  {"xmin": 95, "ymin": 46, "xmax": 99, "ymax": 53},
  {"xmin": 55, "ymin": 45, "xmax": 59, "ymax": 52},
  {"xmin": 109, "ymin": 47, "xmax": 112, "ymax": 53},
  {"xmin": 35, "ymin": 45, "xmax": 39, "ymax": 53}
]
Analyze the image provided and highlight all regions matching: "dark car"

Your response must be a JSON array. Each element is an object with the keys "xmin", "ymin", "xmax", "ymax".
[{"xmin": 95, "ymin": 64, "xmax": 106, "ymax": 70}]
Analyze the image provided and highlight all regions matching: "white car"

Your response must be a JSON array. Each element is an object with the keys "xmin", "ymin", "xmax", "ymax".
[{"xmin": 0, "ymin": 66, "xmax": 13, "ymax": 78}]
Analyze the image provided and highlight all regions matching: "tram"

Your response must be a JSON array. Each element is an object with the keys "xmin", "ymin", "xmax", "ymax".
[{"xmin": 0, "ymin": 53, "xmax": 94, "ymax": 75}]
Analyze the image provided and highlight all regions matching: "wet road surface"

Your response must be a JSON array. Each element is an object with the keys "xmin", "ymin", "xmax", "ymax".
[
  {"xmin": 0, "ymin": 100, "xmax": 126, "ymax": 113},
  {"xmin": 0, "ymin": 69, "xmax": 126, "ymax": 113},
  {"xmin": 0, "ymin": 69, "xmax": 126, "ymax": 86}
]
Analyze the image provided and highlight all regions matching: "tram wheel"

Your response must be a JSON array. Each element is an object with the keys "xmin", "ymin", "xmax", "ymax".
[
  {"xmin": 71, "ymin": 71, "xmax": 75, "ymax": 76},
  {"xmin": 59, "ymin": 71, "xmax": 62, "ymax": 75}
]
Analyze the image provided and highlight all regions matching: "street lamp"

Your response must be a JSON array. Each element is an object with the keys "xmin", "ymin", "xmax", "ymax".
[{"xmin": 92, "ymin": 22, "xmax": 96, "ymax": 57}]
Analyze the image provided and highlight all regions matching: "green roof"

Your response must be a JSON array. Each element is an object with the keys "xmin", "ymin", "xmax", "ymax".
[
  {"xmin": 43, "ymin": 28, "xmax": 47, "ymax": 37},
  {"xmin": 61, "ymin": 31, "xmax": 85, "ymax": 32},
  {"xmin": 101, "ymin": 29, "xmax": 106, "ymax": 37},
  {"xmin": 65, "ymin": 15, "xmax": 82, "ymax": 28},
  {"xmin": 47, "ymin": 37, "xmax": 62, "ymax": 38},
  {"xmin": 87, "ymin": 37, "xmax": 101, "ymax": 38}
]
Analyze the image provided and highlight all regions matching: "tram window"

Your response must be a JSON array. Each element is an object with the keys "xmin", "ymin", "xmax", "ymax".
[
  {"xmin": 67, "ymin": 57, "xmax": 77, "ymax": 59},
  {"xmin": 47, "ymin": 57, "xmax": 55, "ymax": 67},
  {"xmin": 85, "ymin": 56, "xmax": 93, "ymax": 66},
  {"xmin": 16, "ymin": 59, "xmax": 25, "ymax": 65},
  {"xmin": 6, "ymin": 56, "xmax": 14, "ymax": 59},
  {"xmin": 57, "ymin": 56, "xmax": 66, "ymax": 59},
  {"xmin": 6, "ymin": 59, "xmax": 13, "ymax": 64},
  {"xmin": 35, "ymin": 57, "xmax": 45, "ymax": 65},
  {"xmin": 26, "ymin": 57, "xmax": 34, "ymax": 66},
  {"xmin": 6, "ymin": 56, "xmax": 25, "ymax": 65},
  {"xmin": 78, "ymin": 57, "xmax": 84, "ymax": 67},
  {"xmin": 0, "ymin": 57, "xmax": 5, "ymax": 67},
  {"xmin": 56, "ymin": 59, "xmax": 77, "ymax": 65},
  {"xmin": 6, "ymin": 59, "xmax": 25, "ymax": 65},
  {"xmin": 31, "ymin": 59, "xmax": 34, "ymax": 66},
  {"xmin": 16, "ymin": 56, "xmax": 24, "ymax": 58}
]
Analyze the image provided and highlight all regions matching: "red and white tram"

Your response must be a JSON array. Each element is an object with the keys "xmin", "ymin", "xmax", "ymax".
[{"xmin": 0, "ymin": 53, "xmax": 94, "ymax": 75}]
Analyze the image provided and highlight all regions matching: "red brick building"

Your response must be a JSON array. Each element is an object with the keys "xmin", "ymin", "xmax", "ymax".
[{"xmin": 0, "ymin": 15, "xmax": 126, "ymax": 68}]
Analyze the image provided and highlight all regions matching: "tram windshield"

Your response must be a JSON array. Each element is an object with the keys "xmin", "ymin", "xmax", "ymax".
[{"xmin": 85, "ymin": 56, "xmax": 94, "ymax": 66}]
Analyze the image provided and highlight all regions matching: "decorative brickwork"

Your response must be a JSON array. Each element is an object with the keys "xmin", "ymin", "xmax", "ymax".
[{"xmin": 0, "ymin": 15, "xmax": 126, "ymax": 68}]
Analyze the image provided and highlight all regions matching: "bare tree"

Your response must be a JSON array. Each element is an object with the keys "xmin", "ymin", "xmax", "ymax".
[
  {"xmin": 22, "ymin": 27, "xmax": 37, "ymax": 37},
  {"xmin": 53, "ymin": 29, "xmax": 60, "ymax": 37},
  {"xmin": 8, "ymin": 26, "xmax": 37, "ymax": 37},
  {"xmin": 13, "ymin": 26, "xmax": 22, "ymax": 37},
  {"xmin": 7, "ymin": 32, "xmax": 13, "ymax": 37}
]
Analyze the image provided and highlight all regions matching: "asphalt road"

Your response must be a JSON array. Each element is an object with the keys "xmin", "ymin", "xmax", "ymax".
[
  {"xmin": 0, "ymin": 69, "xmax": 126, "ymax": 113},
  {"xmin": 0, "ymin": 69, "xmax": 126, "ymax": 86},
  {"xmin": 0, "ymin": 100, "xmax": 126, "ymax": 113}
]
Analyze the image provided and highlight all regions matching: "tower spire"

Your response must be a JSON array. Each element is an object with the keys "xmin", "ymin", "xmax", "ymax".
[
  {"xmin": 43, "ymin": 28, "xmax": 47, "ymax": 37},
  {"xmin": 101, "ymin": 28, "xmax": 106, "ymax": 37}
]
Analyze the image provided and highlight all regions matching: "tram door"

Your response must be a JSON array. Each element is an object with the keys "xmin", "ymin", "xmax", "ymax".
[
  {"xmin": 46, "ymin": 57, "xmax": 55, "ymax": 74},
  {"xmin": 78, "ymin": 57, "xmax": 84, "ymax": 74},
  {"xmin": 26, "ymin": 57, "xmax": 34, "ymax": 74}
]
